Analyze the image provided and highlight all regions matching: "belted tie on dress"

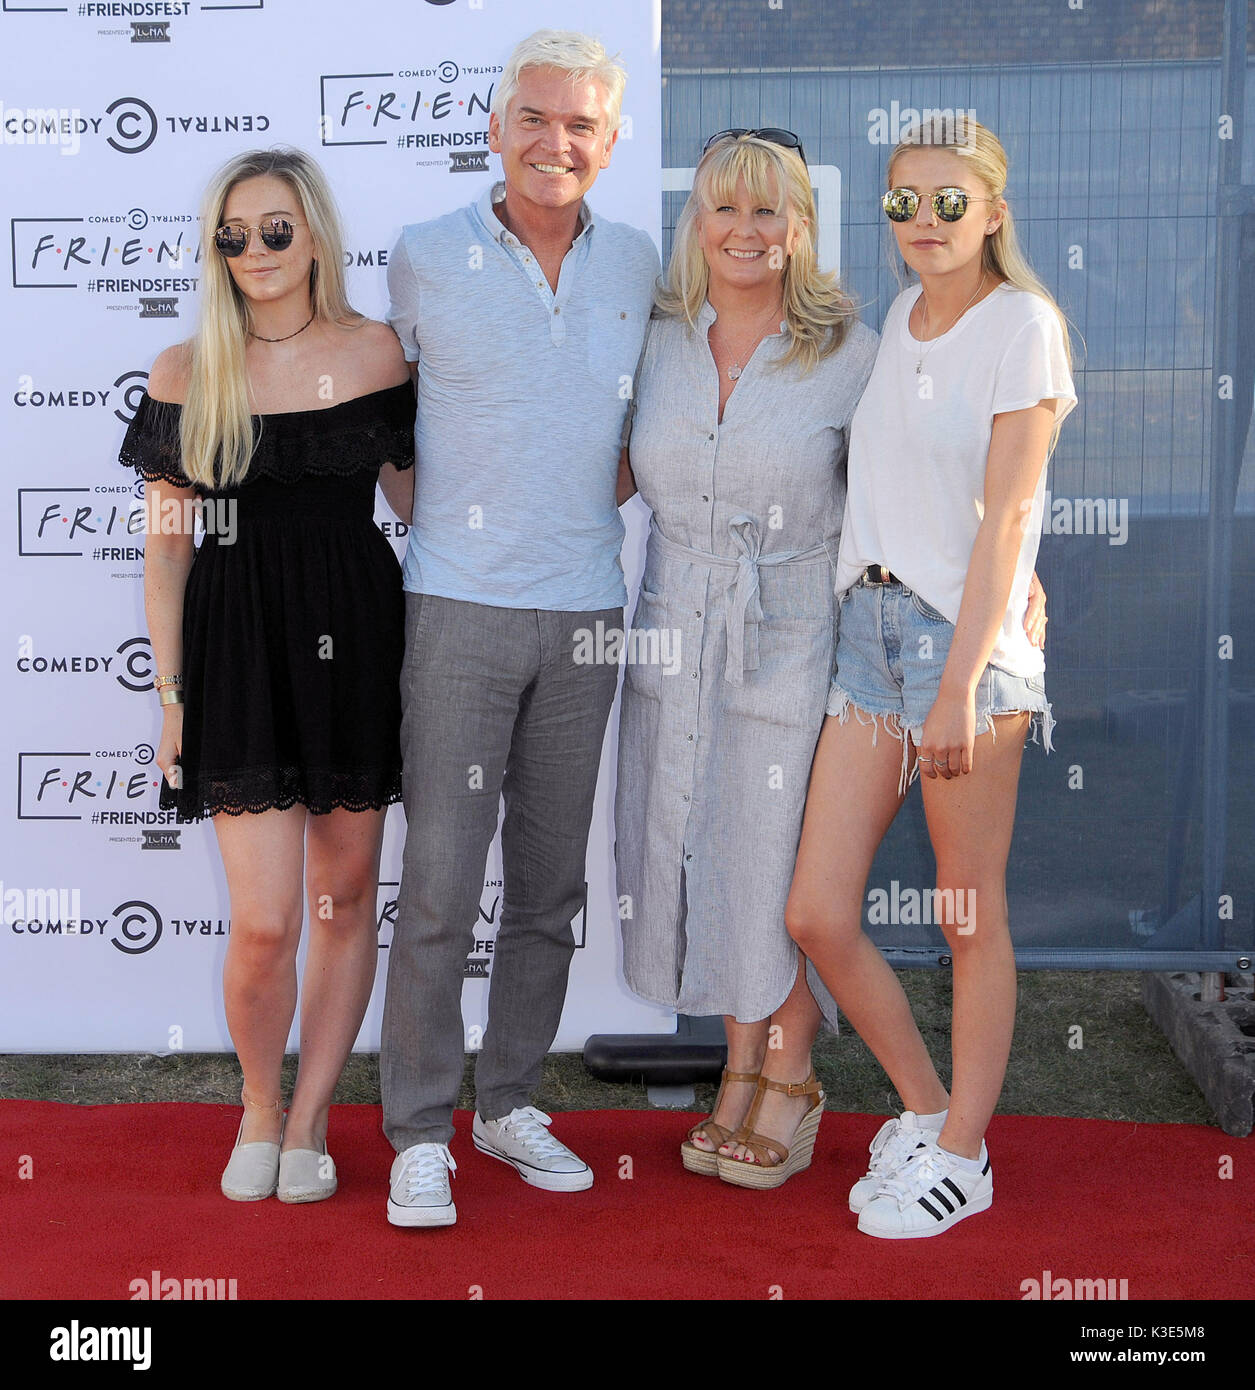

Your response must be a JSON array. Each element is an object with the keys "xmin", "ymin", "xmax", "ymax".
[{"xmin": 649, "ymin": 515, "xmax": 834, "ymax": 685}]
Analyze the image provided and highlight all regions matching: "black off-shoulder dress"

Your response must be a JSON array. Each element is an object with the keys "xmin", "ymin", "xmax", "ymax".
[{"xmin": 119, "ymin": 382, "xmax": 416, "ymax": 822}]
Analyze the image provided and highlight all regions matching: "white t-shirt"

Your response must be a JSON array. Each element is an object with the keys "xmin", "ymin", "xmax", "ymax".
[{"xmin": 835, "ymin": 282, "xmax": 1077, "ymax": 678}]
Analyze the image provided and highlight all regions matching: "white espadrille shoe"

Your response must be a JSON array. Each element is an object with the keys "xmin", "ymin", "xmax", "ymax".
[
  {"xmin": 277, "ymin": 1146, "xmax": 337, "ymax": 1203},
  {"xmin": 220, "ymin": 1114, "xmax": 282, "ymax": 1201}
]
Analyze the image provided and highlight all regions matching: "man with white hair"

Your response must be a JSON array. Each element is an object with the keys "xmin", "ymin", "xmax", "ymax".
[{"xmin": 381, "ymin": 29, "xmax": 660, "ymax": 1227}]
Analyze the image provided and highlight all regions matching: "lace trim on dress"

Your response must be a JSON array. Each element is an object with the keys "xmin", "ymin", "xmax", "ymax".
[
  {"xmin": 117, "ymin": 382, "xmax": 416, "ymax": 489},
  {"xmin": 166, "ymin": 766, "xmax": 402, "ymax": 821}
]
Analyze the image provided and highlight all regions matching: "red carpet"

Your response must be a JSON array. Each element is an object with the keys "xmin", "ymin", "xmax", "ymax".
[{"xmin": 2, "ymin": 1101, "xmax": 1250, "ymax": 1301}]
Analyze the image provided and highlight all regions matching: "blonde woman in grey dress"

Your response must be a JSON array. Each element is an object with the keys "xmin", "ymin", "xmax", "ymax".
[{"xmin": 614, "ymin": 132, "xmax": 878, "ymax": 1188}]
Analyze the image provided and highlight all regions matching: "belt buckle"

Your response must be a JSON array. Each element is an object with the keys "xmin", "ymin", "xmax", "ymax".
[{"xmin": 868, "ymin": 564, "xmax": 891, "ymax": 585}]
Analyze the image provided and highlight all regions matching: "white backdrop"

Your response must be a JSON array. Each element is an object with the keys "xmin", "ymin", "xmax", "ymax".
[{"xmin": 0, "ymin": 0, "xmax": 675, "ymax": 1051}]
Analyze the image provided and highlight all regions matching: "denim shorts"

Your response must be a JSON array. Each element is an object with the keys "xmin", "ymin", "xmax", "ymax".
[{"xmin": 826, "ymin": 577, "xmax": 1055, "ymax": 793}]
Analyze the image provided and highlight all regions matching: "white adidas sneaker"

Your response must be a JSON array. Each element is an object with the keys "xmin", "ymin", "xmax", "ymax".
[
  {"xmin": 472, "ymin": 1106, "xmax": 593, "ymax": 1192},
  {"xmin": 848, "ymin": 1111, "xmax": 940, "ymax": 1213},
  {"xmin": 857, "ymin": 1138, "xmax": 993, "ymax": 1239},
  {"xmin": 387, "ymin": 1142, "xmax": 457, "ymax": 1228}
]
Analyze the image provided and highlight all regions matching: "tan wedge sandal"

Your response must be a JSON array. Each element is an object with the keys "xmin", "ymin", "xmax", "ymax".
[
  {"xmin": 715, "ymin": 1071, "xmax": 825, "ymax": 1190},
  {"xmin": 680, "ymin": 1068, "xmax": 761, "ymax": 1176}
]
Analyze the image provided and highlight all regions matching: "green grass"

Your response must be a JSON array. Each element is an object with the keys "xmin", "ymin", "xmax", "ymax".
[{"xmin": 0, "ymin": 969, "xmax": 1214, "ymax": 1126}]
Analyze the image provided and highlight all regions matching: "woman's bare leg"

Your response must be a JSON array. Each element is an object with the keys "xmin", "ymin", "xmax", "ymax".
[
  {"xmin": 721, "ymin": 960, "xmax": 824, "ymax": 1163},
  {"xmin": 785, "ymin": 711, "xmax": 949, "ymax": 1116},
  {"xmin": 283, "ymin": 805, "xmax": 389, "ymax": 1153},
  {"xmin": 919, "ymin": 713, "xmax": 1029, "ymax": 1158},
  {"xmin": 688, "ymin": 1017, "xmax": 767, "ymax": 1153},
  {"xmin": 214, "ymin": 806, "xmax": 308, "ymax": 1144}
]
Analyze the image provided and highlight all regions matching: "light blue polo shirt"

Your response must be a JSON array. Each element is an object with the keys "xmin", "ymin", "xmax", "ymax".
[{"xmin": 386, "ymin": 181, "xmax": 661, "ymax": 610}]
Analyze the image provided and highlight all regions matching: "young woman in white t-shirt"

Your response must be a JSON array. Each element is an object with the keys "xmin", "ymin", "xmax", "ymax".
[{"xmin": 785, "ymin": 116, "xmax": 1076, "ymax": 1237}]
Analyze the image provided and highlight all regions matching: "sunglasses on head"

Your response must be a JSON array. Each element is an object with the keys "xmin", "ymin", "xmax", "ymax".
[
  {"xmin": 882, "ymin": 187, "xmax": 992, "ymax": 223},
  {"xmin": 702, "ymin": 128, "xmax": 807, "ymax": 167},
  {"xmin": 213, "ymin": 218, "xmax": 300, "ymax": 257}
]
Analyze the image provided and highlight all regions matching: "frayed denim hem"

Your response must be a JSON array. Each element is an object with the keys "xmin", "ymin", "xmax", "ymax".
[
  {"xmin": 974, "ymin": 699, "xmax": 1056, "ymax": 755},
  {"xmin": 827, "ymin": 687, "xmax": 1056, "ymax": 796},
  {"xmin": 826, "ymin": 685, "xmax": 915, "ymax": 796}
]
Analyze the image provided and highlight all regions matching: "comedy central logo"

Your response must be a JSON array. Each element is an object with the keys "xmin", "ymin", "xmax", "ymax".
[
  {"xmin": 110, "ymin": 899, "xmax": 163, "ymax": 954},
  {"xmin": 110, "ymin": 901, "xmax": 232, "ymax": 952},
  {"xmin": 11, "ymin": 209, "xmax": 199, "ymax": 309},
  {"xmin": 4, "ymin": 95, "xmax": 270, "ymax": 153},
  {"xmin": 13, "ymin": 368, "xmax": 148, "ymax": 423},
  {"xmin": 15, "ymin": 635, "xmax": 153, "ymax": 690},
  {"xmin": 11, "ymin": 900, "xmax": 228, "ymax": 953},
  {"xmin": 319, "ymin": 60, "xmax": 500, "ymax": 164}
]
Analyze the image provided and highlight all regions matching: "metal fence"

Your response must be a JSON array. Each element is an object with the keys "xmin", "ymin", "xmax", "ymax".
[{"xmin": 659, "ymin": 0, "xmax": 1254, "ymax": 968}]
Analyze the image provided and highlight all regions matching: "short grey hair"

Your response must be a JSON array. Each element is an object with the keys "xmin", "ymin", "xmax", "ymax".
[{"xmin": 492, "ymin": 28, "xmax": 627, "ymax": 143}]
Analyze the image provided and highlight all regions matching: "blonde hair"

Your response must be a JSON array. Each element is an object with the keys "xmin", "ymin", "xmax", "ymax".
[
  {"xmin": 492, "ymin": 29, "xmax": 626, "ymax": 144},
  {"xmin": 656, "ymin": 135, "xmax": 857, "ymax": 373},
  {"xmin": 181, "ymin": 147, "xmax": 361, "ymax": 489},
  {"xmin": 887, "ymin": 115, "xmax": 1074, "ymax": 375}
]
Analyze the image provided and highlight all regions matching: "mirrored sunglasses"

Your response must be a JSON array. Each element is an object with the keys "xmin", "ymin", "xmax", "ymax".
[{"xmin": 213, "ymin": 218, "xmax": 299, "ymax": 257}]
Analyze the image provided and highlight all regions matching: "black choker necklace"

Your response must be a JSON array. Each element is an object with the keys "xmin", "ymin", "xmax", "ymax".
[{"xmin": 249, "ymin": 311, "xmax": 314, "ymax": 343}]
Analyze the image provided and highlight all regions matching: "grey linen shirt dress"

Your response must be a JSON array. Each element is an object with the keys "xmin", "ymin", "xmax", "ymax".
[{"xmin": 615, "ymin": 300, "xmax": 879, "ymax": 1024}]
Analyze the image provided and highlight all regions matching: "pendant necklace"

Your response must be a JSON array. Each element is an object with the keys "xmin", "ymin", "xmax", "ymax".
[
  {"xmin": 914, "ymin": 272, "xmax": 986, "ymax": 375},
  {"xmin": 714, "ymin": 302, "xmax": 783, "ymax": 381}
]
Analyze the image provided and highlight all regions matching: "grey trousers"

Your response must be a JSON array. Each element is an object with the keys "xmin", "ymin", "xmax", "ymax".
[{"xmin": 381, "ymin": 593, "xmax": 623, "ymax": 1150}]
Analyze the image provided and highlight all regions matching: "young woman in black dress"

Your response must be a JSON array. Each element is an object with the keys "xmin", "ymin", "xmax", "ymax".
[{"xmin": 120, "ymin": 147, "xmax": 415, "ymax": 1203}]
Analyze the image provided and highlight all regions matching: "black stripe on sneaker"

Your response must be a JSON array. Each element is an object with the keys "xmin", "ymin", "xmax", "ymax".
[
  {"xmin": 918, "ymin": 1195, "xmax": 945, "ymax": 1221},
  {"xmin": 982, "ymin": 1157, "xmax": 991, "ymax": 1175},
  {"xmin": 929, "ymin": 1186, "xmax": 955, "ymax": 1214},
  {"xmin": 942, "ymin": 1176, "xmax": 968, "ymax": 1206}
]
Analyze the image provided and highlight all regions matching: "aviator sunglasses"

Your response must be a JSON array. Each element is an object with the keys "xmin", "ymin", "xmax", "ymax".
[
  {"xmin": 702, "ymin": 127, "xmax": 808, "ymax": 167},
  {"xmin": 882, "ymin": 187, "xmax": 992, "ymax": 222},
  {"xmin": 213, "ymin": 218, "xmax": 302, "ymax": 257}
]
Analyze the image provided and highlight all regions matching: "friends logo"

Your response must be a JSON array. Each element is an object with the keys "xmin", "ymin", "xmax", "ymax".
[
  {"xmin": 17, "ymin": 482, "xmax": 146, "ymax": 567},
  {"xmin": 17, "ymin": 743, "xmax": 167, "ymax": 824},
  {"xmin": 374, "ymin": 877, "xmax": 588, "ymax": 979},
  {"xmin": 11, "ymin": 209, "xmax": 198, "ymax": 311},
  {"xmin": 319, "ymin": 61, "xmax": 499, "ymax": 168}
]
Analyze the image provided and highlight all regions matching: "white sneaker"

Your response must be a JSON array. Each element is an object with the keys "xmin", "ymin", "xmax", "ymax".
[
  {"xmin": 857, "ymin": 1139, "xmax": 992, "ymax": 1239},
  {"xmin": 472, "ymin": 1106, "xmax": 593, "ymax": 1192},
  {"xmin": 387, "ymin": 1143, "xmax": 457, "ymax": 1227},
  {"xmin": 847, "ymin": 1111, "xmax": 940, "ymax": 1213}
]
